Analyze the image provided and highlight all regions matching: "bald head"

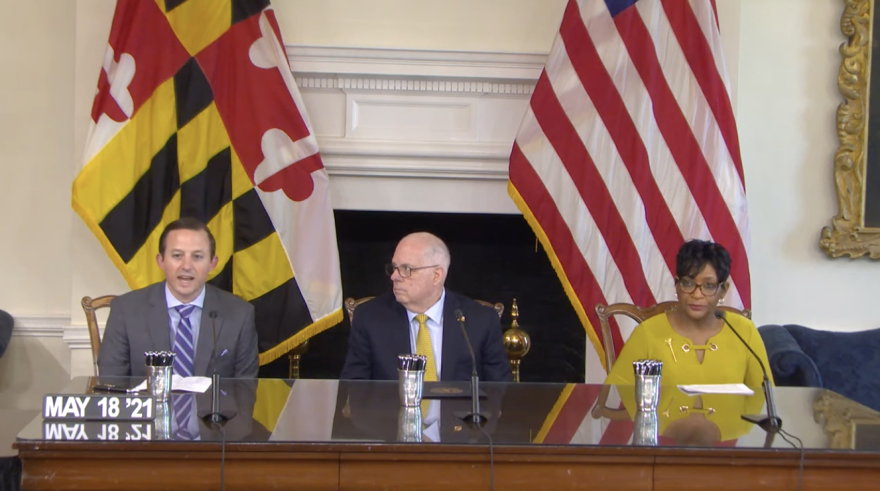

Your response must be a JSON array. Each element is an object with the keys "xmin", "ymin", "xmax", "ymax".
[
  {"xmin": 399, "ymin": 232, "xmax": 450, "ymax": 272},
  {"xmin": 389, "ymin": 232, "xmax": 451, "ymax": 313}
]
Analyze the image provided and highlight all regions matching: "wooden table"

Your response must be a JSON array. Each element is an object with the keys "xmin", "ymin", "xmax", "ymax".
[
  {"xmin": 14, "ymin": 378, "xmax": 880, "ymax": 491},
  {"xmin": 1, "ymin": 409, "xmax": 38, "ymax": 457}
]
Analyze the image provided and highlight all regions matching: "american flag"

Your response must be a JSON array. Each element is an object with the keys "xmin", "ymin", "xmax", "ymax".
[{"xmin": 508, "ymin": 0, "xmax": 749, "ymax": 369}]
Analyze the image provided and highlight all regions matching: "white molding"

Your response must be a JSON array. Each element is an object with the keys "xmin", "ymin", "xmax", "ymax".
[
  {"xmin": 296, "ymin": 76, "xmax": 535, "ymax": 95},
  {"xmin": 329, "ymin": 175, "xmax": 519, "ymax": 214},
  {"xmin": 11, "ymin": 315, "xmax": 68, "ymax": 337},
  {"xmin": 318, "ymin": 137, "xmax": 511, "ymax": 181},
  {"xmin": 324, "ymin": 156, "xmax": 508, "ymax": 181},
  {"xmin": 11, "ymin": 315, "xmax": 94, "ymax": 352},
  {"xmin": 287, "ymin": 46, "xmax": 546, "ymax": 81},
  {"xmin": 346, "ymin": 92, "xmax": 480, "ymax": 141},
  {"xmin": 282, "ymin": 45, "xmax": 538, "ymax": 211},
  {"xmin": 62, "ymin": 326, "xmax": 95, "ymax": 351},
  {"xmin": 318, "ymin": 136, "xmax": 512, "ymax": 160}
]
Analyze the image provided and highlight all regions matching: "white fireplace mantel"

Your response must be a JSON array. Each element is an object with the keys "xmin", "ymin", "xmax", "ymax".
[
  {"xmin": 287, "ymin": 45, "xmax": 545, "ymax": 214},
  {"xmin": 289, "ymin": 46, "xmax": 546, "ymax": 81}
]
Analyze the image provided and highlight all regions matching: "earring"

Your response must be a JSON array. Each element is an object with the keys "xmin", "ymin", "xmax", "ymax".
[{"xmin": 719, "ymin": 297, "xmax": 724, "ymax": 305}]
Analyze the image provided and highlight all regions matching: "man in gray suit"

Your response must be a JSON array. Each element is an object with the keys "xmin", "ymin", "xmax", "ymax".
[{"xmin": 98, "ymin": 218, "xmax": 259, "ymax": 378}]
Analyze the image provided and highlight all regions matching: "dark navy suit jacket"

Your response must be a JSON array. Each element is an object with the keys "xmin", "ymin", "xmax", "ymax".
[{"xmin": 340, "ymin": 291, "xmax": 513, "ymax": 382}]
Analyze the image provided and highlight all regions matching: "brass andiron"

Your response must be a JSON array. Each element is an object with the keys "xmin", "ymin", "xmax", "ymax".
[
  {"xmin": 502, "ymin": 298, "xmax": 531, "ymax": 382},
  {"xmin": 287, "ymin": 340, "xmax": 309, "ymax": 379}
]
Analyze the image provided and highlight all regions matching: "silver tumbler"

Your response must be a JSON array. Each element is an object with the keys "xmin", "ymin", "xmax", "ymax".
[
  {"xmin": 154, "ymin": 401, "xmax": 172, "ymax": 440},
  {"xmin": 398, "ymin": 369, "xmax": 425, "ymax": 407},
  {"xmin": 632, "ymin": 410, "xmax": 659, "ymax": 446},
  {"xmin": 397, "ymin": 407, "xmax": 423, "ymax": 442},
  {"xmin": 634, "ymin": 374, "xmax": 661, "ymax": 411},
  {"xmin": 146, "ymin": 365, "xmax": 173, "ymax": 402}
]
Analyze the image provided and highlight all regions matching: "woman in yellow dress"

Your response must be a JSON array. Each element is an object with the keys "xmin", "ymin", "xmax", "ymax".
[{"xmin": 605, "ymin": 239, "xmax": 773, "ymax": 388}]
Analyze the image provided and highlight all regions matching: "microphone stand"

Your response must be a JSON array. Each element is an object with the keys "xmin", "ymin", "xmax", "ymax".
[
  {"xmin": 714, "ymin": 310, "xmax": 781, "ymax": 435},
  {"xmin": 453, "ymin": 309, "xmax": 488, "ymax": 425}
]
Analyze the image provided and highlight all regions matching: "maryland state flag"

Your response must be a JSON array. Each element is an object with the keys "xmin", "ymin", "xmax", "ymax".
[{"xmin": 72, "ymin": 0, "xmax": 343, "ymax": 365}]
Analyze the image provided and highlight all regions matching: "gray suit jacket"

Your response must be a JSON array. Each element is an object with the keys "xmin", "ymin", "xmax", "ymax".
[{"xmin": 97, "ymin": 282, "xmax": 259, "ymax": 378}]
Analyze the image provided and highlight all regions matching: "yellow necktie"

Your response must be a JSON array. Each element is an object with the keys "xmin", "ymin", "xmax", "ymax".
[{"xmin": 415, "ymin": 313, "xmax": 438, "ymax": 382}]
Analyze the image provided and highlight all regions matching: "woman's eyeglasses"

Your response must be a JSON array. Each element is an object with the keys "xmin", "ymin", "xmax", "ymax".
[{"xmin": 676, "ymin": 277, "xmax": 720, "ymax": 296}]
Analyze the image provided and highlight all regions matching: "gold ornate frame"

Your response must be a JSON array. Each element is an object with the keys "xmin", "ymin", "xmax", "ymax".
[
  {"xmin": 813, "ymin": 389, "xmax": 880, "ymax": 449},
  {"xmin": 820, "ymin": 0, "xmax": 880, "ymax": 258}
]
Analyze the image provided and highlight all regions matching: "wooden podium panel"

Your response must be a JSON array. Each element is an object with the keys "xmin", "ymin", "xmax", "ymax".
[
  {"xmin": 14, "ymin": 378, "xmax": 880, "ymax": 491},
  {"xmin": 338, "ymin": 447, "xmax": 654, "ymax": 491},
  {"xmin": 654, "ymin": 452, "xmax": 880, "ymax": 491},
  {"xmin": 16, "ymin": 443, "xmax": 340, "ymax": 491},
  {"xmin": 16, "ymin": 441, "xmax": 880, "ymax": 491}
]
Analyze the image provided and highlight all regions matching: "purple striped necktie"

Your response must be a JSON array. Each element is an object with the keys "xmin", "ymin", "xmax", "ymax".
[
  {"xmin": 173, "ymin": 393, "xmax": 197, "ymax": 440},
  {"xmin": 173, "ymin": 304, "xmax": 196, "ymax": 377}
]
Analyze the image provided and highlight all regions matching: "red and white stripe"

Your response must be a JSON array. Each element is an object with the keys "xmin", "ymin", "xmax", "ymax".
[{"xmin": 508, "ymin": 0, "xmax": 749, "ymax": 366}]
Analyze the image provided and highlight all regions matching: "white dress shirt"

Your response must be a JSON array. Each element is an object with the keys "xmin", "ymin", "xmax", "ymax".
[
  {"xmin": 422, "ymin": 399, "xmax": 441, "ymax": 442},
  {"xmin": 165, "ymin": 284, "xmax": 206, "ymax": 361}
]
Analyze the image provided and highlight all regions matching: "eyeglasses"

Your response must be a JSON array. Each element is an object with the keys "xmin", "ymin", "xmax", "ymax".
[
  {"xmin": 385, "ymin": 263, "xmax": 439, "ymax": 278},
  {"xmin": 676, "ymin": 277, "xmax": 721, "ymax": 296}
]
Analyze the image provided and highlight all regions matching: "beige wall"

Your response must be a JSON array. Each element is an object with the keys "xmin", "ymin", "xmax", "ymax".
[
  {"xmin": 0, "ymin": 0, "xmax": 75, "ymax": 316},
  {"xmin": 0, "ymin": 0, "xmax": 874, "ymax": 403},
  {"xmin": 737, "ymin": 0, "xmax": 880, "ymax": 330},
  {"xmin": 274, "ymin": 0, "xmax": 566, "ymax": 52},
  {"xmin": 0, "ymin": 0, "xmax": 76, "ymax": 411}
]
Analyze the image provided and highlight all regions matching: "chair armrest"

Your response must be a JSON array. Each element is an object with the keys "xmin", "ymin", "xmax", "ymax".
[{"xmin": 758, "ymin": 324, "xmax": 823, "ymax": 388}]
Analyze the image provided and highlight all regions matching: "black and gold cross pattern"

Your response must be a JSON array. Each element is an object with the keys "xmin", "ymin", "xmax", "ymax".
[{"xmin": 73, "ymin": 0, "xmax": 332, "ymax": 365}]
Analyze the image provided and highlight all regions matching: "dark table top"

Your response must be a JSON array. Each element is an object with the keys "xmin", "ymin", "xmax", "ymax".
[{"xmin": 16, "ymin": 377, "xmax": 880, "ymax": 452}]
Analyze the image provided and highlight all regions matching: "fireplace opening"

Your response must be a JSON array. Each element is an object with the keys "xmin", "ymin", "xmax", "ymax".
[{"xmin": 260, "ymin": 209, "xmax": 586, "ymax": 383}]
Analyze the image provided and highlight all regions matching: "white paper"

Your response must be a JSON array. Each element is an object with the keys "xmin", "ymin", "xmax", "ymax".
[
  {"xmin": 676, "ymin": 384, "xmax": 754, "ymax": 396},
  {"xmin": 132, "ymin": 375, "xmax": 212, "ymax": 393}
]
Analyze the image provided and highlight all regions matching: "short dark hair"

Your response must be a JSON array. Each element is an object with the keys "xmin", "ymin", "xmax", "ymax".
[
  {"xmin": 158, "ymin": 217, "xmax": 216, "ymax": 258},
  {"xmin": 675, "ymin": 239, "xmax": 731, "ymax": 283}
]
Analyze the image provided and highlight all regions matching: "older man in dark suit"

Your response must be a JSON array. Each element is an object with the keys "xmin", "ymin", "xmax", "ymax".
[
  {"xmin": 341, "ymin": 232, "xmax": 512, "ymax": 382},
  {"xmin": 98, "ymin": 218, "xmax": 258, "ymax": 378}
]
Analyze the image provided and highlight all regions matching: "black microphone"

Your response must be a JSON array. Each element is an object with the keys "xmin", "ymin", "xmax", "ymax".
[
  {"xmin": 714, "ymin": 310, "xmax": 781, "ymax": 433},
  {"xmin": 453, "ymin": 308, "xmax": 488, "ymax": 425},
  {"xmin": 200, "ymin": 311, "xmax": 233, "ymax": 424}
]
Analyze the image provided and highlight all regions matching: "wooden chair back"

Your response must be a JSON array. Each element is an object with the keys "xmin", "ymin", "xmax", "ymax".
[
  {"xmin": 344, "ymin": 296, "xmax": 504, "ymax": 324},
  {"xmin": 475, "ymin": 300, "xmax": 504, "ymax": 319},
  {"xmin": 81, "ymin": 295, "xmax": 116, "ymax": 376},
  {"xmin": 344, "ymin": 296, "xmax": 376, "ymax": 324}
]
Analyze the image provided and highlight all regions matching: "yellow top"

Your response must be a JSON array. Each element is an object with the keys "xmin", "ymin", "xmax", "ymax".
[
  {"xmin": 605, "ymin": 312, "xmax": 774, "ymax": 387},
  {"xmin": 615, "ymin": 385, "xmax": 766, "ymax": 442}
]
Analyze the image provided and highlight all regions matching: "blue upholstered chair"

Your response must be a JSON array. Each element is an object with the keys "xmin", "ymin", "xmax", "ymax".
[{"xmin": 759, "ymin": 324, "xmax": 880, "ymax": 413}]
